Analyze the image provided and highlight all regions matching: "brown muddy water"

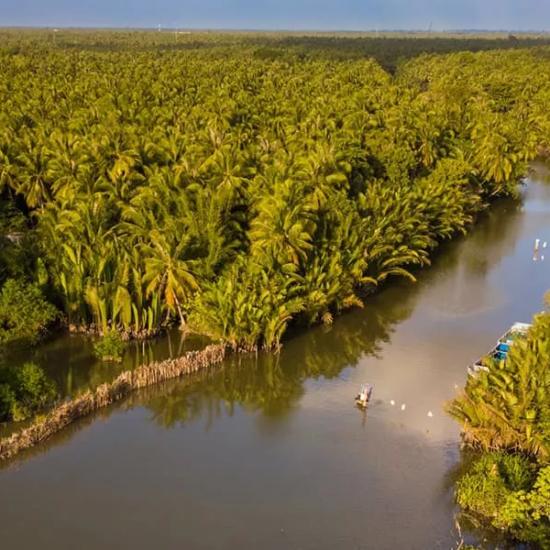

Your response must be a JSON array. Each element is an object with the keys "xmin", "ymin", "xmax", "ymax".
[{"xmin": 1, "ymin": 166, "xmax": 550, "ymax": 549}]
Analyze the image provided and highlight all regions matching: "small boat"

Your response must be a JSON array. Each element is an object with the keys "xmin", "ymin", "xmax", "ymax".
[
  {"xmin": 355, "ymin": 383, "xmax": 373, "ymax": 407},
  {"xmin": 467, "ymin": 322, "xmax": 531, "ymax": 377}
]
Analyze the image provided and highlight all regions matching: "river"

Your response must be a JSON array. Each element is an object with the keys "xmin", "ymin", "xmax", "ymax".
[{"xmin": 1, "ymin": 165, "xmax": 550, "ymax": 549}]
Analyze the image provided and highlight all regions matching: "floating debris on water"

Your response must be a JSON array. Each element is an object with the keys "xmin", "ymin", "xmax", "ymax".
[
  {"xmin": 390, "ymin": 400, "xmax": 395, "ymax": 406},
  {"xmin": 401, "ymin": 404, "xmax": 406, "ymax": 411},
  {"xmin": 427, "ymin": 411, "xmax": 433, "ymax": 417}
]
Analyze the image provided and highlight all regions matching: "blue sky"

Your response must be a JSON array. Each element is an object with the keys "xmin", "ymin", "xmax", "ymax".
[{"xmin": 1, "ymin": 0, "xmax": 549, "ymax": 31}]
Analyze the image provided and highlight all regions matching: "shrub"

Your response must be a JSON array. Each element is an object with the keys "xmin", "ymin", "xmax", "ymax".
[
  {"xmin": 456, "ymin": 452, "xmax": 535, "ymax": 525},
  {"xmin": 93, "ymin": 331, "xmax": 125, "ymax": 362},
  {"xmin": 0, "ymin": 382, "xmax": 15, "ymax": 421},
  {"xmin": 456, "ymin": 453, "xmax": 550, "ymax": 548},
  {"xmin": 0, "ymin": 279, "xmax": 58, "ymax": 348},
  {"xmin": 9, "ymin": 362, "xmax": 57, "ymax": 421},
  {"xmin": 500, "ymin": 465, "xmax": 550, "ymax": 548},
  {"xmin": 0, "ymin": 362, "xmax": 57, "ymax": 422}
]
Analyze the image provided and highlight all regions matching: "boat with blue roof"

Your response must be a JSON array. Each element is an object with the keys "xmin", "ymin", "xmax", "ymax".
[{"xmin": 467, "ymin": 322, "xmax": 531, "ymax": 377}]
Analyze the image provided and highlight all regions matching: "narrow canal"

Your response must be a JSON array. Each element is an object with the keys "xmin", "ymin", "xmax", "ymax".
[{"xmin": 1, "ymin": 165, "xmax": 550, "ymax": 549}]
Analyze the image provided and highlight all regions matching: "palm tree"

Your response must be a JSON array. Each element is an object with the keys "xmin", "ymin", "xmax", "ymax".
[
  {"xmin": 0, "ymin": 34, "xmax": 544, "ymax": 349},
  {"xmin": 143, "ymin": 230, "xmax": 198, "ymax": 328},
  {"xmin": 447, "ymin": 312, "xmax": 550, "ymax": 459},
  {"xmin": 249, "ymin": 179, "xmax": 317, "ymax": 269}
]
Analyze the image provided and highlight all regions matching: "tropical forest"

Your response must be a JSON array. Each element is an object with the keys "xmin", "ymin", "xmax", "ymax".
[{"xmin": 1, "ymin": 29, "xmax": 550, "ymax": 549}]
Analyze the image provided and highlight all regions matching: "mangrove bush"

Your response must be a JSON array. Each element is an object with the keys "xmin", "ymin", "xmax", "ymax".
[
  {"xmin": 93, "ymin": 330, "xmax": 125, "ymax": 362},
  {"xmin": 0, "ymin": 362, "xmax": 57, "ymax": 422}
]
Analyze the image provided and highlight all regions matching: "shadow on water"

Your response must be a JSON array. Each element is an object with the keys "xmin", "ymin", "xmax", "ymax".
[
  {"xmin": 0, "ymin": 284, "xmax": 420, "ymax": 470},
  {"xmin": 0, "ymin": 177, "xmax": 530, "ymax": 462},
  {"xmin": 2, "ymin": 173, "xmax": 550, "ymax": 550},
  {"xmin": 3, "ymin": 328, "xmax": 210, "ymax": 399},
  {"xmin": 145, "ymin": 291, "xmax": 417, "ymax": 431}
]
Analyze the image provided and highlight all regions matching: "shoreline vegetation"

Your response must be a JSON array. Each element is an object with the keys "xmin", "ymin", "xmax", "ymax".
[
  {"xmin": 447, "ymin": 300, "xmax": 550, "ymax": 548},
  {"xmin": 0, "ymin": 344, "xmax": 225, "ymax": 461},
  {"xmin": 0, "ymin": 30, "xmax": 550, "ymax": 474}
]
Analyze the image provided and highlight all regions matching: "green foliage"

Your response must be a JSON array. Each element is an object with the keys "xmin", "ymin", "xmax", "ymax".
[
  {"xmin": 0, "ymin": 279, "xmax": 58, "ymax": 348},
  {"xmin": 0, "ymin": 382, "xmax": 15, "ymax": 420},
  {"xmin": 0, "ymin": 32, "xmax": 547, "ymax": 348},
  {"xmin": 0, "ymin": 200, "xmax": 27, "ymax": 235},
  {"xmin": 0, "ymin": 362, "xmax": 57, "ymax": 422},
  {"xmin": 9, "ymin": 362, "xmax": 57, "ymax": 421},
  {"xmin": 93, "ymin": 331, "xmax": 126, "ymax": 362},
  {"xmin": 500, "ymin": 465, "xmax": 550, "ymax": 547},
  {"xmin": 450, "ymin": 299, "xmax": 550, "ymax": 548},
  {"xmin": 0, "ymin": 238, "xmax": 34, "ymax": 286},
  {"xmin": 269, "ymin": 34, "xmax": 550, "ymax": 72},
  {"xmin": 0, "ymin": 201, "xmax": 37, "ymax": 286},
  {"xmin": 447, "ymin": 304, "xmax": 550, "ymax": 460},
  {"xmin": 456, "ymin": 453, "xmax": 550, "ymax": 548},
  {"xmin": 189, "ymin": 262, "xmax": 305, "ymax": 351},
  {"xmin": 456, "ymin": 453, "xmax": 534, "ymax": 521}
]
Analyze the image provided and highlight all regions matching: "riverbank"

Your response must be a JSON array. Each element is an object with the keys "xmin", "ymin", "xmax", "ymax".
[
  {"xmin": 0, "ymin": 344, "xmax": 225, "ymax": 461},
  {"xmin": 0, "ymin": 169, "xmax": 549, "ymax": 549},
  {"xmin": 448, "ymin": 314, "xmax": 550, "ymax": 546},
  {"xmin": 0, "ymin": 170, "xmax": 536, "ymax": 459}
]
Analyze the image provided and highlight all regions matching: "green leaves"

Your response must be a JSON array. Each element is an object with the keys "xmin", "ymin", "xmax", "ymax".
[
  {"xmin": 0, "ymin": 362, "xmax": 57, "ymax": 422},
  {"xmin": 0, "ymin": 38, "xmax": 544, "ymax": 347},
  {"xmin": 0, "ymin": 279, "xmax": 58, "ymax": 349},
  {"xmin": 93, "ymin": 330, "xmax": 126, "ymax": 362},
  {"xmin": 448, "ymin": 310, "xmax": 550, "ymax": 460},
  {"xmin": 455, "ymin": 453, "xmax": 550, "ymax": 547}
]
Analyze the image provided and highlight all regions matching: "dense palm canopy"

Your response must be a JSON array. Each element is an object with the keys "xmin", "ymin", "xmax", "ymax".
[
  {"xmin": 448, "ymin": 306, "xmax": 550, "ymax": 461},
  {"xmin": 1, "ymin": 31, "xmax": 550, "ymax": 350}
]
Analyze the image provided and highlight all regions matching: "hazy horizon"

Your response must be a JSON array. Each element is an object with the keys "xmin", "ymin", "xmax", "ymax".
[
  {"xmin": 1, "ymin": 0, "xmax": 549, "ymax": 33},
  {"xmin": 0, "ymin": 26, "xmax": 548, "ymax": 34}
]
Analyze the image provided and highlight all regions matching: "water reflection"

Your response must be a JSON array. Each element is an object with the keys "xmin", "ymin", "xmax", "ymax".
[
  {"xmin": 5, "ymin": 329, "xmax": 210, "ymax": 399},
  {"xmin": 143, "ymin": 284, "xmax": 419, "ymax": 430},
  {"xmin": 419, "ymin": 196, "xmax": 525, "ymax": 319},
  {"xmin": 141, "ymin": 177, "xmax": 534, "ymax": 440},
  {"xmin": 0, "ymin": 174, "xmax": 532, "ymax": 449},
  {"xmin": 2, "ymin": 172, "xmax": 550, "ymax": 550}
]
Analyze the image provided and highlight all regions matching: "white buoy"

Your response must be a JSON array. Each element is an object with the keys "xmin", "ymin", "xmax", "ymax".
[
  {"xmin": 390, "ymin": 400, "xmax": 395, "ymax": 406},
  {"xmin": 542, "ymin": 255, "xmax": 545, "ymax": 261},
  {"xmin": 544, "ymin": 242, "xmax": 547, "ymax": 249},
  {"xmin": 427, "ymin": 411, "xmax": 433, "ymax": 417},
  {"xmin": 401, "ymin": 404, "xmax": 406, "ymax": 411},
  {"xmin": 536, "ymin": 239, "xmax": 540, "ymax": 250}
]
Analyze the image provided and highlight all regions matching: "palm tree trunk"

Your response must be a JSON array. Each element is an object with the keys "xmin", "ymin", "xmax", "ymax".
[{"xmin": 174, "ymin": 294, "xmax": 186, "ymax": 330}]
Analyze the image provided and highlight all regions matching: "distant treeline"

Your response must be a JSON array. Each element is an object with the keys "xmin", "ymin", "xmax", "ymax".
[
  {"xmin": 1, "ymin": 29, "xmax": 550, "ymax": 72},
  {"xmin": 251, "ymin": 34, "xmax": 550, "ymax": 72}
]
